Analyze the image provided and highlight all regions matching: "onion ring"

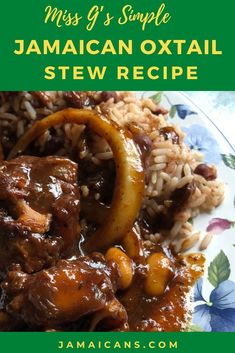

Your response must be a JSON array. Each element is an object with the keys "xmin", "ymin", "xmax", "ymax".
[{"xmin": 8, "ymin": 108, "xmax": 145, "ymax": 252}]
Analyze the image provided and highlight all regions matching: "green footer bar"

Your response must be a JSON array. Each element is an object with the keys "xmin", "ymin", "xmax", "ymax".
[{"xmin": 0, "ymin": 332, "xmax": 233, "ymax": 353}]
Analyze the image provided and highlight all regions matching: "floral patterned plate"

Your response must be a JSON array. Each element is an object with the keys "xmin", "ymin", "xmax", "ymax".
[{"xmin": 137, "ymin": 91, "xmax": 235, "ymax": 332}]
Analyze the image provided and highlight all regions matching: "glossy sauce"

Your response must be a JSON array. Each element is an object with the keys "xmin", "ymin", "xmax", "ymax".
[
  {"xmin": 120, "ymin": 250, "xmax": 204, "ymax": 331},
  {"xmin": 0, "ymin": 154, "xmax": 204, "ymax": 332}
]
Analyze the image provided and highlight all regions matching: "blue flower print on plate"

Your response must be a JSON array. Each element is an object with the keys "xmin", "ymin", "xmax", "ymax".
[
  {"xmin": 193, "ymin": 250, "xmax": 235, "ymax": 332},
  {"xmin": 174, "ymin": 104, "xmax": 197, "ymax": 119},
  {"xmin": 193, "ymin": 279, "xmax": 235, "ymax": 332},
  {"xmin": 182, "ymin": 124, "xmax": 222, "ymax": 164}
]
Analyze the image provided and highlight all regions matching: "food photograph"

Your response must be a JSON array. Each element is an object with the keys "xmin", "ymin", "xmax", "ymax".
[{"xmin": 0, "ymin": 91, "xmax": 234, "ymax": 332}]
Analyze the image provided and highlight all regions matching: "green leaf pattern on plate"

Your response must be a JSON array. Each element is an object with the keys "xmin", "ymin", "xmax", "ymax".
[
  {"xmin": 169, "ymin": 105, "xmax": 177, "ymax": 118},
  {"xmin": 150, "ymin": 91, "xmax": 163, "ymax": 104},
  {"xmin": 221, "ymin": 154, "xmax": 235, "ymax": 170},
  {"xmin": 186, "ymin": 324, "xmax": 203, "ymax": 332},
  {"xmin": 208, "ymin": 250, "xmax": 231, "ymax": 287}
]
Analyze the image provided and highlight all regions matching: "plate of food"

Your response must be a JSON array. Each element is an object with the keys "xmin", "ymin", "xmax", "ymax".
[{"xmin": 0, "ymin": 91, "xmax": 234, "ymax": 332}]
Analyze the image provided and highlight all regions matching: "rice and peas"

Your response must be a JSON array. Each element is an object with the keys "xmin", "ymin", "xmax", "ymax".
[{"xmin": 0, "ymin": 91, "xmax": 224, "ymax": 253}]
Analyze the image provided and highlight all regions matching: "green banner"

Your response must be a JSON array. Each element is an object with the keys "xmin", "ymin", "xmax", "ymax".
[
  {"xmin": 0, "ymin": 332, "xmax": 234, "ymax": 353},
  {"xmin": 0, "ymin": 0, "xmax": 234, "ymax": 90}
]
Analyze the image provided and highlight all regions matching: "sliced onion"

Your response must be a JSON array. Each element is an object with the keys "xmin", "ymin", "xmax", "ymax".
[{"xmin": 8, "ymin": 108, "xmax": 145, "ymax": 252}]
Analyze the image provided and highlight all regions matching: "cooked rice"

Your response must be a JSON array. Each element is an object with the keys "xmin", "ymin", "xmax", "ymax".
[
  {"xmin": 0, "ymin": 91, "xmax": 225, "ymax": 252},
  {"xmin": 180, "ymin": 232, "xmax": 201, "ymax": 252},
  {"xmin": 199, "ymin": 232, "xmax": 214, "ymax": 251}
]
